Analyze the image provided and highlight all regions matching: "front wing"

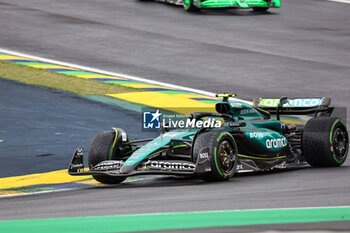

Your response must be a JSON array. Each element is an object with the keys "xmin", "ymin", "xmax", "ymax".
[{"xmin": 68, "ymin": 148, "xmax": 198, "ymax": 177}]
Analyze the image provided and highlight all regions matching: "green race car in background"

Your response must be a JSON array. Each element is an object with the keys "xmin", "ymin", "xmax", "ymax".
[
  {"xmin": 139, "ymin": 0, "xmax": 281, "ymax": 12},
  {"xmin": 69, "ymin": 94, "xmax": 348, "ymax": 184}
]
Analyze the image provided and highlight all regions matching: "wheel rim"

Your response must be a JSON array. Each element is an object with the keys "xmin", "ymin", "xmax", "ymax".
[
  {"xmin": 332, "ymin": 126, "xmax": 349, "ymax": 161},
  {"xmin": 218, "ymin": 140, "xmax": 236, "ymax": 174}
]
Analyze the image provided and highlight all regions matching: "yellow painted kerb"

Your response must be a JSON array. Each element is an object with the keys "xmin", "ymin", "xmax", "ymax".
[
  {"xmin": 75, "ymin": 74, "xmax": 127, "ymax": 80},
  {"xmin": 27, "ymin": 64, "xmax": 79, "ymax": 70},
  {"xmin": 0, "ymin": 55, "xmax": 33, "ymax": 60},
  {"xmin": 108, "ymin": 92, "xmax": 215, "ymax": 114},
  {"xmin": 0, "ymin": 169, "xmax": 92, "ymax": 189}
]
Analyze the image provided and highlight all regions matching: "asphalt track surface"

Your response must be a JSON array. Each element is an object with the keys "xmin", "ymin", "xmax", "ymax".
[
  {"xmin": 0, "ymin": 78, "xmax": 157, "ymax": 178},
  {"xmin": 0, "ymin": 0, "xmax": 350, "ymax": 230}
]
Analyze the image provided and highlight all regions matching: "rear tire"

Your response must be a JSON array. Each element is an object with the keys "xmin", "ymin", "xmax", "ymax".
[
  {"xmin": 88, "ymin": 129, "xmax": 131, "ymax": 184},
  {"xmin": 302, "ymin": 117, "xmax": 349, "ymax": 167},
  {"xmin": 183, "ymin": 0, "xmax": 200, "ymax": 12},
  {"xmin": 193, "ymin": 130, "xmax": 238, "ymax": 181}
]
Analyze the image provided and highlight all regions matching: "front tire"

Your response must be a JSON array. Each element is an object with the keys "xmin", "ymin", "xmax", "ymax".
[
  {"xmin": 88, "ymin": 129, "xmax": 131, "ymax": 184},
  {"xmin": 193, "ymin": 130, "xmax": 238, "ymax": 181},
  {"xmin": 302, "ymin": 117, "xmax": 349, "ymax": 167}
]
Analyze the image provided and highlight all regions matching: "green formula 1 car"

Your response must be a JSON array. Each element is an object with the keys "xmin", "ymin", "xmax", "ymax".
[
  {"xmin": 139, "ymin": 0, "xmax": 281, "ymax": 12},
  {"xmin": 68, "ymin": 94, "xmax": 348, "ymax": 184}
]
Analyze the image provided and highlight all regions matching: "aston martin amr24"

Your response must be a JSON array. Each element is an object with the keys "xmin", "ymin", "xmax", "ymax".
[{"xmin": 69, "ymin": 94, "xmax": 348, "ymax": 184}]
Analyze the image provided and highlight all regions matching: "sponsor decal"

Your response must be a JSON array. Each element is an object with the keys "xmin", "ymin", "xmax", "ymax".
[
  {"xmin": 141, "ymin": 160, "xmax": 196, "ymax": 171},
  {"xmin": 225, "ymin": 122, "xmax": 244, "ymax": 127},
  {"xmin": 198, "ymin": 147, "xmax": 210, "ymax": 161},
  {"xmin": 259, "ymin": 98, "xmax": 323, "ymax": 108},
  {"xmin": 70, "ymin": 163, "xmax": 84, "ymax": 169},
  {"xmin": 266, "ymin": 137, "xmax": 287, "ymax": 149},
  {"xmin": 93, "ymin": 161, "xmax": 124, "ymax": 171},
  {"xmin": 240, "ymin": 109, "xmax": 255, "ymax": 115},
  {"xmin": 249, "ymin": 131, "xmax": 264, "ymax": 138},
  {"xmin": 231, "ymin": 103, "xmax": 243, "ymax": 108},
  {"xmin": 199, "ymin": 151, "xmax": 209, "ymax": 159},
  {"xmin": 273, "ymin": 162, "xmax": 287, "ymax": 169}
]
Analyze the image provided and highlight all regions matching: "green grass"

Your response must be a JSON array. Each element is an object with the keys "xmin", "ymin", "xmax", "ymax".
[{"xmin": 0, "ymin": 61, "xmax": 137, "ymax": 95}]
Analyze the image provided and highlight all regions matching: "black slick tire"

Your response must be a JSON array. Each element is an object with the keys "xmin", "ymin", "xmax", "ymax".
[
  {"xmin": 302, "ymin": 117, "xmax": 349, "ymax": 167},
  {"xmin": 192, "ymin": 130, "xmax": 238, "ymax": 181},
  {"xmin": 88, "ymin": 129, "xmax": 131, "ymax": 184}
]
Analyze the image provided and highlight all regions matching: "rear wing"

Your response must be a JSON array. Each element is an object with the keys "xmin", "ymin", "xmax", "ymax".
[{"xmin": 253, "ymin": 97, "xmax": 334, "ymax": 116}]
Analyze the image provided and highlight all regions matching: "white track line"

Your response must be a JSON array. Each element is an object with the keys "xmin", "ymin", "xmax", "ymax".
[
  {"xmin": 328, "ymin": 0, "xmax": 350, "ymax": 4},
  {"xmin": 0, "ymin": 48, "xmax": 251, "ymax": 104}
]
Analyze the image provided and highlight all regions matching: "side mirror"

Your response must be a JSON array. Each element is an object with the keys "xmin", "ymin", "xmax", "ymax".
[{"xmin": 216, "ymin": 102, "xmax": 231, "ymax": 114}]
